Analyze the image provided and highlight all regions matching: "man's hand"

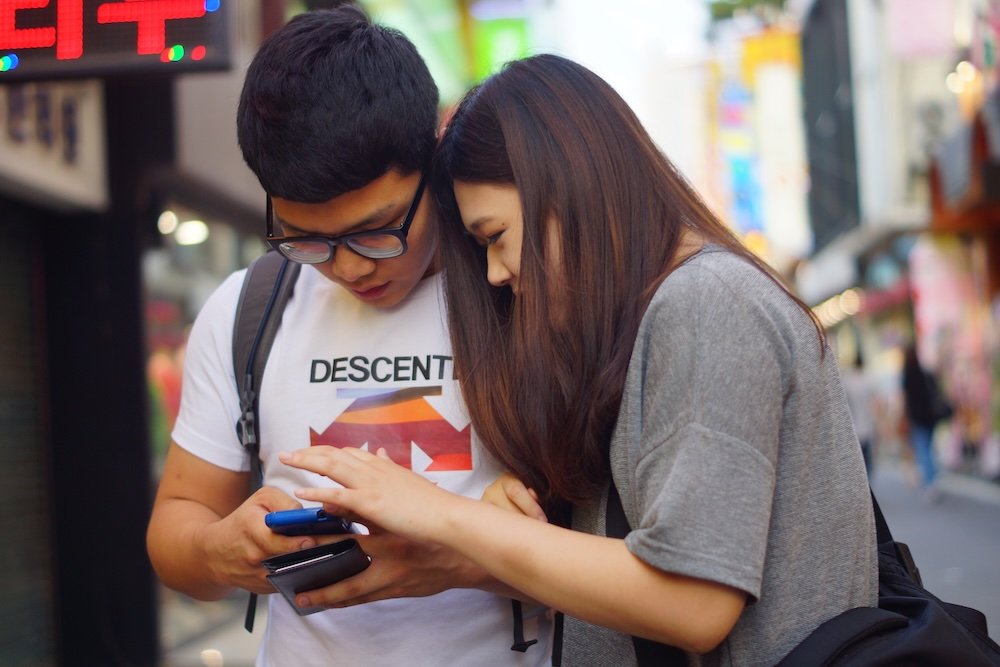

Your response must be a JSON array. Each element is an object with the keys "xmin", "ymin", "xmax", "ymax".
[
  {"xmin": 290, "ymin": 472, "xmax": 552, "ymax": 610},
  {"xmin": 147, "ymin": 444, "xmax": 333, "ymax": 600},
  {"xmin": 289, "ymin": 519, "xmax": 489, "ymax": 609},
  {"xmin": 275, "ymin": 449, "xmax": 545, "ymax": 610},
  {"xmin": 199, "ymin": 485, "xmax": 329, "ymax": 594}
]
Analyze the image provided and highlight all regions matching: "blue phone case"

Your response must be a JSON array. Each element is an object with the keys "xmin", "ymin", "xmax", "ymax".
[{"xmin": 265, "ymin": 507, "xmax": 352, "ymax": 536}]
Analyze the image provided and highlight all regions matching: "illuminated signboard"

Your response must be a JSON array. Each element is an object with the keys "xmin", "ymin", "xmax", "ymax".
[{"xmin": 0, "ymin": 0, "xmax": 229, "ymax": 81}]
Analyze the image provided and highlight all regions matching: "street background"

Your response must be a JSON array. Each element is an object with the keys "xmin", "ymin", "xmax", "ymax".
[{"xmin": 2, "ymin": 0, "xmax": 1000, "ymax": 665}]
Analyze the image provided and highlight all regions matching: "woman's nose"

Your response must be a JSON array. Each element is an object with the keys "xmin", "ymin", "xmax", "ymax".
[{"xmin": 486, "ymin": 252, "xmax": 512, "ymax": 288}]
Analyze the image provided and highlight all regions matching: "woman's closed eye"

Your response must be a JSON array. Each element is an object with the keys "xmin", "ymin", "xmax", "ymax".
[{"xmin": 464, "ymin": 229, "xmax": 504, "ymax": 248}]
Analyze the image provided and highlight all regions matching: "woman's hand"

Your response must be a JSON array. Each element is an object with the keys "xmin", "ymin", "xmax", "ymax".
[
  {"xmin": 481, "ymin": 473, "xmax": 547, "ymax": 522},
  {"xmin": 278, "ymin": 447, "xmax": 547, "ymax": 610},
  {"xmin": 279, "ymin": 446, "xmax": 460, "ymax": 543}
]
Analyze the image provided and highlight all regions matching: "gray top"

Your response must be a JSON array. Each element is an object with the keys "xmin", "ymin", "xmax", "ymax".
[{"xmin": 562, "ymin": 247, "xmax": 877, "ymax": 666}]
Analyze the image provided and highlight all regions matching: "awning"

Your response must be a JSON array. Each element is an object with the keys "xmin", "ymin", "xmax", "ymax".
[{"xmin": 929, "ymin": 87, "xmax": 1000, "ymax": 235}]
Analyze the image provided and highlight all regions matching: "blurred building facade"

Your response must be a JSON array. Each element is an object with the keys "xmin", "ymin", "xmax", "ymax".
[
  {"xmin": 0, "ymin": 2, "xmax": 257, "ymax": 664},
  {"xmin": 1, "ymin": 39, "xmax": 175, "ymax": 667},
  {"xmin": 793, "ymin": 0, "xmax": 1000, "ymax": 482}
]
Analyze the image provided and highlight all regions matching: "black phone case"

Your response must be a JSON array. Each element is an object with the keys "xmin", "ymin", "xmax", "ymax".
[{"xmin": 262, "ymin": 538, "xmax": 371, "ymax": 615}]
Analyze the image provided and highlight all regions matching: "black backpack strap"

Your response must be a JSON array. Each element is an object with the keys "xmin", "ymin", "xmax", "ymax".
[
  {"xmin": 869, "ymin": 488, "xmax": 922, "ymax": 585},
  {"xmin": 510, "ymin": 599, "xmax": 539, "ymax": 652},
  {"xmin": 552, "ymin": 484, "xmax": 687, "ymax": 665},
  {"xmin": 605, "ymin": 482, "xmax": 687, "ymax": 666},
  {"xmin": 234, "ymin": 251, "xmax": 300, "ymax": 484},
  {"xmin": 551, "ymin": 608, "xmax": 564, "ymax": 666},
  {"xmin": 604, "ymin": 480, "xmax": 630, "ymax": 538},
  {"xmin": 232, "ymin": 250, "xmax": 301, "ymax": 632}
]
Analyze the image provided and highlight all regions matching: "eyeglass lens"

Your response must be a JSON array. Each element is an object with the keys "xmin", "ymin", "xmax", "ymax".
[{"xmin": 276, "ymin": 234, "xmax": 404, "ymax": 263}]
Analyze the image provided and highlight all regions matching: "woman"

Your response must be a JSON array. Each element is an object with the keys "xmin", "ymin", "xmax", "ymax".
[
  {"xmin": 279, "ymin": 54, "xmax": 876, "ymax": 665},
  {"xmin": 901, "ymin": 342, "xmax": 950, "ymax": 497}
]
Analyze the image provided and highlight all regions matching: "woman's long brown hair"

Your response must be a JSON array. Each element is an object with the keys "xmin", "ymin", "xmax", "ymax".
[{"xmin": 432, "ymin": 54, "xmax": 820, "ymax": 510}]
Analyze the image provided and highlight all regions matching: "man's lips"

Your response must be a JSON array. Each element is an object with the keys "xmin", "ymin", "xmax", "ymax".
[{"xmin": 350, "ymin": 283, "xmax": 389, "ymax": 299}]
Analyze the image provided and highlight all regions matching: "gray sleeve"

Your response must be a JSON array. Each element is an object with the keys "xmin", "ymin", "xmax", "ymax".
[{"xmin": 622, "ymin": 265, "xmax": 791, "ymax": 599}]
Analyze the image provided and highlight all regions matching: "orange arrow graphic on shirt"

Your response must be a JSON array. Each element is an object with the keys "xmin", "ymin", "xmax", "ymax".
[{"xmin": 310, "ymin": 386, "xmax": 472, "ymax": 471}]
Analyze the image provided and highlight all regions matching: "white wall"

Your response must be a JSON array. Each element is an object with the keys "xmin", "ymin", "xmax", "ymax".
[
  {"xmin": 530, "ymin": 0, "xmax": 712, "ymax": 193},
  {"xmin": 850, "ymin": 0, "xmax": 956, "ymax": 228}
]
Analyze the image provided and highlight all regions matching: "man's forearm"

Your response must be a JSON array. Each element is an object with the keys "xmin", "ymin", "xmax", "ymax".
[{"xmin": 147, "ymin": 498, "xmax": 234, "ymax": 600}]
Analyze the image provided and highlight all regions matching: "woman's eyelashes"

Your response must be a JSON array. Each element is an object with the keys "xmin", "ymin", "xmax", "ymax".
[{"xmin": 464, "ymin": 228, "xmax": 504, "ymax": 247}]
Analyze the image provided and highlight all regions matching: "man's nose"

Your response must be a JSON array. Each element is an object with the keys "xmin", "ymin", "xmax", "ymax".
[{"xmin": 328, "ymin": 246, "xmax": 376, "ymax": 283}]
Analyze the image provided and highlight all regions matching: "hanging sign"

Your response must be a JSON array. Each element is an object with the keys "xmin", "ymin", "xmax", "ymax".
[
  {"xmin": 0, "ymin": 0, "xmax": 229, "ymax": 81},
  {"xmin": 0, "ymin": 79, "xmax": 107, "ymax": 210}
]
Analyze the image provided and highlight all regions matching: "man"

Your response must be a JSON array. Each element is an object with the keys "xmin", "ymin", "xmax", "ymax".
[{"xmin": 146, "ymin": 7, "xmax": 550, "ymax": 665}]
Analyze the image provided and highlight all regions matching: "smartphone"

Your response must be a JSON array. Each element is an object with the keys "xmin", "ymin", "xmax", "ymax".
[
  {"xmin": 265, "ymin": 507, "xmax": 353, "ymax": 536},
  {"xmin": 263, "ymin": 538, "xmax": 371, "ymax": 615}
]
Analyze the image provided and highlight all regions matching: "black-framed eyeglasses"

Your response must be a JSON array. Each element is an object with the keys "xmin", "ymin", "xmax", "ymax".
[{"xmin": 265, "ymin": 174, "xmax": 426, "ymax": 264}]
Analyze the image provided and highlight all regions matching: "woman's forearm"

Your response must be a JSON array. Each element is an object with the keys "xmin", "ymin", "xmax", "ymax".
[
  {"xmin": 432, "ymin": 494, "xmax": 745, "ymax": 653},
  {"xmin": 282, "ymin": 445, "xmax": 745, "ymax": 651}
]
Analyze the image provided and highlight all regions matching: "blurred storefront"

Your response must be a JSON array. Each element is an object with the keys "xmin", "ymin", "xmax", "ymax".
[
  {"xmin": 925, "ymin": 1, "xmax": 1000, "ymax": 479},
  {"xmin": 0, "ymin": 1, "xmax": 235, "ymax": 664},
  {"xmin": 0, "ymin": 80, "xmax": 95, "ymax": 665},
  {"xmin": 141, "ymin": 183, "xmax": 268, "ymax": 660},
  {"xmin": 794, "ymin": 0, "xmax": 1000, "ymax": 482}
]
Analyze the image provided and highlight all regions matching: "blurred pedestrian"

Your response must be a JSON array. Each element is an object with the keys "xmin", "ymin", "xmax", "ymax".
[
  {"xmin": 901, "ymin": 343, "xmax": 952, "ymax": 500},
  {"xmin": 842, "ymin": 352, "xmax": 877, "ymax": 477}
]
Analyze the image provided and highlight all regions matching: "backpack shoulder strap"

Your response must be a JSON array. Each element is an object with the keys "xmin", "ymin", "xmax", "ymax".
[
  {"xmin": 233, "ymin": 250, "xmax": 301, "ymax": 488},
  {"xmin": 232, "ymin": 250, "xmax": 300, "ymax": 633},
  {"xmin": 550, "ymin": 483, "xmax": 688, "ymax": 666},
  {"xmin": 870, "ymin": 488, "xmax": 923, "ymax": 585}
]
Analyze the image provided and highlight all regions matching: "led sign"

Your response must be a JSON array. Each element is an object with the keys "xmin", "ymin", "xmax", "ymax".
[{"xmin": 0, "ymin": 0, "xmax": 229, "ymax": 81}]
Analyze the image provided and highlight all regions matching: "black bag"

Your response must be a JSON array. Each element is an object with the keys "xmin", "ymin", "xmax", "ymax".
[
  {"xmin": 926, "ymin": 372, "xmax": 954, "ymax": 423},
  {"xmin": 777, "ymin": 493, "xmax": 1000, "ymax": 666},
  {"xmin": 602, "ymin": 482, "xmax": 1000, "ymax": 667}
]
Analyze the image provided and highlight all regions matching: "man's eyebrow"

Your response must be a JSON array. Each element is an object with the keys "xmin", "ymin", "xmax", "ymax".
[{"xmin": 274, "ymin": 202, "xmax": 402, "ymax": 235}]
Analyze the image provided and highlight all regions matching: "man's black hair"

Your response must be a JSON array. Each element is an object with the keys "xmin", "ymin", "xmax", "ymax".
[{"xmin": 237, "ymin": 6, "xmax": 439, "ymax": 202}]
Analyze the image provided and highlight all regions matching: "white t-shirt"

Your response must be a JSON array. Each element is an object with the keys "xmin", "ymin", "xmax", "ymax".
[{"xmin": 173, "ymin": 266, "xmax": 551, "ymax": 667}]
